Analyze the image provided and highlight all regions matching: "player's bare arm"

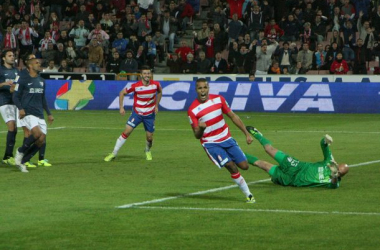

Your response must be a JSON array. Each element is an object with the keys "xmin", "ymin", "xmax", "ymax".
[
  {"xmin": 10, "ymin": 83, "xmax": 15, "ymax": 93},
  {"xmin": 19, "ymin": 109, "xmax": 26, "ymax": 119},
  {"xmin": 226, "ymin": 111, "xmax": 253, "ymax": 145},
  {"xmin": 155, "ymin": 85, "xmax": 162, "ymax": 114},
  {"xmin": 47, "ymin": 115, "xmax": 54, "ymax": 125},
  {"xmin": 119, "ymin": 89, "xmax": 127, "ymax": 116},
  {"xmin": 0, "ymin": 80, "xmax": 13, "ymax": 88},
  {"xmin": 193, "ymin": 122, "xmax": 206, "ymax": 139}
]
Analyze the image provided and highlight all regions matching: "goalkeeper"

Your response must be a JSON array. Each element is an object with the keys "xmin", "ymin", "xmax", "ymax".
[{"xmin": 245, "ymin": 126, "xmax": 349, "ymax": 188}]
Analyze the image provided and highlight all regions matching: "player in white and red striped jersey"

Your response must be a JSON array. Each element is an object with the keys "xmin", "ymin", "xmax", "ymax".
[
  {"xmin": 188, "ymin": 78, "xmax": 256, "ymax": 203},
  {"xmin": 104, "ymin": 66, "xmax": 162, "ymax": 162}
]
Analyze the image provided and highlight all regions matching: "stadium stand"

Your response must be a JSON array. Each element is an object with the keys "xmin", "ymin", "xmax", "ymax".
[{"xmin": 1, "ymin": 0, "xmax": 379, "ymax": 75}]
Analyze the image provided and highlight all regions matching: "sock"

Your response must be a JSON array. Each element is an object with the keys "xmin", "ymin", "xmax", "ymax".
[
  {"xmin": 4, "ymin": 131, "xmax": 17, "ymax": 159},
  {"xmin": 254, "ymin": 133, "xmax": 271, "ymax": 146},
  {"xmin": 19, "ymin": 135, "xmax": 37, "ymax": 154},
  {"xmin": 112, "ymin": 133, "xmax": 128, "ymax": 155},
  {"xmin": 39, "ymin": 143, "xmax": 46, "ymax": 161},
  {"xmin": 231, "ymin": 172, "xmax": 252, "ymax": 197},
  {"xmin": 21, "ymin": 144, "xmax": 41, "ymax": 164},
  {"xmin": 244, "ymin": 153, "xmax": 259, "ymax": 165},
  {"xmin": 145, "ymin": 140, "xmax": 152, "ymax": 152}
]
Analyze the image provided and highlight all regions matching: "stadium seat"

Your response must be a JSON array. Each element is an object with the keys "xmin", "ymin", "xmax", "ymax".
[
  {"xmin": 318, "ymin": 70, "xmax": 330, "ymax": 74},
  {"xmin": 73, "ymin": 67, "xmax": 86, "ymax": 73},
  {"xmin": 306, "ymin": 70, "xmax": 319, "ymax": 75}
]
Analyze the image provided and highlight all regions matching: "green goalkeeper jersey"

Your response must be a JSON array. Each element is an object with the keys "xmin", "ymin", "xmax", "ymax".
[
  {"xmin": 292, "ymin": 161, "xmax": 339, "ymax": 188},
  {"xmin": 270, "ymin": 138, "xmax": 340, "ymax": 189},
  {"xmin": 270, "ymin": 154, "xmax": 340, "ymax": 189}
]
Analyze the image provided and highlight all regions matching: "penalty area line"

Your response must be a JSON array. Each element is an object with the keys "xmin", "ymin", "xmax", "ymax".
[
  {"xmin": 116, "ymin": 159, "xmax": 380, "ymax": 209},
  {"xmin": 13, "ymin": 126, "xmax": 380, "ymax": 134},
  {"xmin": 116, "ymin": 178, "xmax": 271, "ymax": 209},
  {"xmin": 349, "ymin": 159, "xmax": 380, "ymax": 168},
  {"xmin": 132, "ymin": 206, "xmax": 380, "ymax": 216},
  {"xmin": 0, "ymin": 126, "xmax": 66, "ymax": 133}
]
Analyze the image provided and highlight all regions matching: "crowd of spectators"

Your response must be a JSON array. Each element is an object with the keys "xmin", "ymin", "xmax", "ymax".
[{"xmin": 0, "ymin": 0, "xmax": 380, "ymax": 75}]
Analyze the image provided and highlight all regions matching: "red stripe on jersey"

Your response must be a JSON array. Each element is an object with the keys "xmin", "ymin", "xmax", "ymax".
[
  {"xmin": 125, "ymin": 80, "xmax": 161, "ymax": 116},
  {"xmin": 136, "ymin": 89, "xmax": 157, "ymax": 95},
  {"xmin": 205, "ymin": 115, "xmax": 224, "ymax": 127},
  {"xmin": 187, "ymin": 94, "xmax": 232, "ymax": 144},
  {"xmin": 202, "ymin": 123, "xmax": 229, "ymax": 138}
]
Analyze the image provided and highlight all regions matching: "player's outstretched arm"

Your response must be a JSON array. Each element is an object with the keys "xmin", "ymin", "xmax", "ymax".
[
  {"xmin": 119, "ymin": 89, "xmax": 126, "ymax": 116},
  {"xmin": 155, "ymin": 84, "xmax": 163, "ymax": 114},
  {"xmin": 226, "ymin": 111, "xmax": 253, "ymax": 145}
]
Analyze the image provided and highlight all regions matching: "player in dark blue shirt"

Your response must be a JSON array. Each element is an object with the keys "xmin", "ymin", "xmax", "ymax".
[
  {"xmin": 0, "ymin": 50, "xmax": 19, "ymax": 166},
  {"xmin": 16, "ymin": 54, "xmax": 53, "ymax": 168},
  {"xmin": 12, "ymin": 58, "xmax": 54, "ymax": 173}
]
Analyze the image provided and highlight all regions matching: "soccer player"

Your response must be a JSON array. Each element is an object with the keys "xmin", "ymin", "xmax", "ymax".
[
  {"xmin": 17, "ymin": 54, "xmax": 52, "ymax": 168},
  {"xmin": 12, "ymin": 58, "xmax": 54, "ymax": 173},
  {"xmin": 188, "ymin": 78, "xmax": 256, "ymax": 203},
  {"xmin": 245, "ymin": 126, "xmax": 349, "ymax": 188},
  {"xmin": 0, "ymin": 50, "xmax": 19, "ymax": 165},
  {"xmin": 104, "ymin": 65, "xmax": 162, "ymax": 161}
]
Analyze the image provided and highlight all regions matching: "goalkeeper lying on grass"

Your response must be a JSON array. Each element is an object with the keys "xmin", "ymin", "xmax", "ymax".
[{"xmin": 245, "ymin": 126, "xmax": 349, "ymax": 188}]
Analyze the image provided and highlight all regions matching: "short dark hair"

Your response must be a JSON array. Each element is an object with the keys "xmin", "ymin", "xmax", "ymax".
[
  {"xmin": 1, "ymin": 49, "xmax": 13, "ymax": 59},
  {"xmin": 196, "ymin": 78, "xmax": 208, "ymax": 85},
  {"xmin": 26, "ymin": 58, "xmax": 37, "ymax": 67},
  {"xmin": 23, "ymin": 53, "xmax": 35, "ymax": 63},
  {"xmin": 140, "ymin": 65, "xmax": 151, "ymax": 71}
]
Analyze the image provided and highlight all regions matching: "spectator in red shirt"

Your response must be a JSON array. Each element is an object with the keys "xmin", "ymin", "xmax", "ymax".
[
  {"xmin": 264, "ymin": 19, "xmax": 284, "ymax": 39},
  {"xmin": 330, "ymin": 52, "xmax": 349, "ymax": 74},
  {"xmin": 175, "ymin": 40, "xmax": 193, "ymax": 62},
  {"xmin": 227, "ymin": 0, "xmax": 245, "ymax": 19}
]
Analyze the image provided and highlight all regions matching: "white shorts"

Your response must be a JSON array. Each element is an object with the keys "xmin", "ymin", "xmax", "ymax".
[
  {"xmin": 0, "ymin": 104, "xmax": 17, "ymax": 123},
  {"xmin": 22, "ymin": 115, "xmax": 47, "ymax": 135},
  {"xmin": 16, "ymin": 108, "xmax": 27, "ymax": 128}
]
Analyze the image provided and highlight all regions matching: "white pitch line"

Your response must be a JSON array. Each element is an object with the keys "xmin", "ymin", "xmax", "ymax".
[
  {"xmin": 116, "ymin": 179, "xmax": 271, "ymax": 209},
  {"xmin": 0, "ymin": 126, "xmax": 66, "ymax": 133},
  {"xmin": 349, "ymin": 159, "xmax": 380, "ymax": 167},
  {"xmin": 133, "ymin": 206, "xmax": 380, "ymax": 216},
  {"xmin": 49, "ymin": 127, "xmax": 66, "ymax": 130},
  {"xmin": 117, "ymin": 160, "xmax": 379, "ymax": 209},
  {"xmin": 3, "ymin": 126, "xmax": 378, "ymax": 135}
]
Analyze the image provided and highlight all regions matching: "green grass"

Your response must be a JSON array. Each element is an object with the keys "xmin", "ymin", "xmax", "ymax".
[{"xmin": 1, "ymin": 111, "xmax": 380, "ymax": 250}]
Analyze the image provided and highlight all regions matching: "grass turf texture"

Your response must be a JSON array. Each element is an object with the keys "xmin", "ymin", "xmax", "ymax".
[{"xmin": 1, "ymin": 111, "xmax": 380, "ymax": 250}]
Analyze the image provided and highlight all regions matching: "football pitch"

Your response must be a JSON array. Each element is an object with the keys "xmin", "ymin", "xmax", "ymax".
[{"xmin": 1, "ymin": 111, "xmax": 380, "ymax": 249}]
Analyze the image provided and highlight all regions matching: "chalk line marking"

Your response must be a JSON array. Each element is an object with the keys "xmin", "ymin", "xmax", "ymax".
[
  {"xmin": 349, "ymin": 159, "xmax": 380, "ymax": 167},
  {"xmin": 117, "ymin": 160, "xmax": 379, "ymax": 209},
  {"xmin": 117, "ymin": 179, "xmax": 271, "ymax": 209},
  {"xmin": 132, "ymin": 206, "xmax": 380, "ymax": 216},
  {"xmin": 0, "ymin": 126, "xmax": 66, "ymax": 133},
  {"xmin": 3, "ymin": 126, "xmax": 378, "ymax": 135}
]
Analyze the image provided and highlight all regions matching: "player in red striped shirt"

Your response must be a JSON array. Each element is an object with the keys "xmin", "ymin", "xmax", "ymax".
[
  {"xmin": 104, "ymin": 65, "xmax": 162, "ymax": 162},
  {"xmin": 188, "ymin": 78, "xmax": 256, "ymax": 203}
]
